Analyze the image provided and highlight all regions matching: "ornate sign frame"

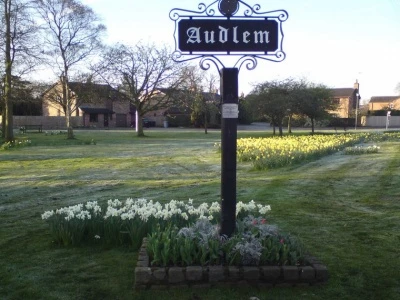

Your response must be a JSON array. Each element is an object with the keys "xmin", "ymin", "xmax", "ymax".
[{"xmin": 170, "ymin": 0, "xmax": 288, "ymax": 71}]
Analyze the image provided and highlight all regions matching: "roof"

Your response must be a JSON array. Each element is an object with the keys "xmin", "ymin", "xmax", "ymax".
[
  {"xmin": 79, "ymin": 107, "xmax": 114, "ymax": 114},
  {"xmin": 157, "ymin": 88, "xmax": 220, "ymax": 101},
  {"xmin": 68, "ymin": 82, "xmax": 124, "ymax": 101},
  {"xmin": 202, "ymin": 91, "xmax": 221, "ymax": 102},
  {"xmin": 42, "ymin": 80, "xmax": 129, "ymax": 101},
  {"xmin": 331, "ymin": 88, "xmax": 356, "ymax": 98},
  {"xmin": 369, "ymin": 96, "xmax": 400, "ymax": 103}
]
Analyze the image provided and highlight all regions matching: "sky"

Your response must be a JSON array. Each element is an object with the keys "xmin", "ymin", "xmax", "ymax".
[{"xmin": 78, "ymin": 0, "xmax": 400, "ymax": 103}]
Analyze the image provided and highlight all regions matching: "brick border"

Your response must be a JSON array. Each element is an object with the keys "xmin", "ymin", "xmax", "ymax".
[{"xmin": 134, "ymin": 238, "xmax": 329, "ymax": 290}]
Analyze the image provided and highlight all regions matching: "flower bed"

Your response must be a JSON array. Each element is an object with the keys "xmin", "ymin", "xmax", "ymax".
[
  {"xmin": 41, "ymin": 199, "xmax": 329, "ymax": 289},
  {"xmin": 135, "ymin": 238, "xmax": 329, "ymax": 290}
]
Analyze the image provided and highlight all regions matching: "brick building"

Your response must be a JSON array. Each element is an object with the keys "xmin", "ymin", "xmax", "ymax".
[{"xmin": 42, "ymin": 80, "xmax": 133, "ymax": 128}]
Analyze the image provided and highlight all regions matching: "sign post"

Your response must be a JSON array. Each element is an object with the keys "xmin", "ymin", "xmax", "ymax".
[
  {"xmin": 220, "ymin": 68, "xmax": 239, "ymax": 236},
  {"xmin": 170, "ymin": 0, "xmax": 288, "ymax": 237}
]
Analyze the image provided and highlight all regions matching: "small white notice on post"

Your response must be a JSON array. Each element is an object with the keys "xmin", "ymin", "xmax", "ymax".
[{"xmin": 222, "ymin": 103, "xmax": 239, "ymax": 118}]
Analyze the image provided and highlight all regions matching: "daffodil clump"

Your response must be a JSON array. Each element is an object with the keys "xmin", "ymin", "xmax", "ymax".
[
  {"xmin": 343, "ymin": 145, "xmax": 380, "ymax": 155},
  {"xmin": 42, "ymin": 198, "xmax": 271, "ymax": 250},
  {"xmin": 235, "ymin": 132, "xmax": 400, "ymax": 170},
  {"xmin": 44, "ymin": 130, "xmax": 67, "ymax": 135},
  {"xmin": 1, "ymin": 139, "xmax": 31, "ymax": 150},
  {"xmin": 237, "ymin": 134, "xmax": 363, "ymax": 169}
]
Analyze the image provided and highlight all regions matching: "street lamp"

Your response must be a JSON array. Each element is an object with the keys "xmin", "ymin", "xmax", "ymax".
[
  {"xmin": 386, "ymin": 111, "xmax": 391, "ymax": 130},
  {"xmin": 386, "ymin": 103, "xmax": 393, "ymax": 130},
  {"xmin": 354, "ymin": 93, "xmax": 360, "ymax": 130}
]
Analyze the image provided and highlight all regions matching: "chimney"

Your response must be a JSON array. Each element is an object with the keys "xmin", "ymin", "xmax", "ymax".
[
  {"xmin": 60, "ymin": 73, "xmax": 66, "ymax": 84},
  {"xmin": 354, "ymin": 79, "xmax": 359, "ymax": 92}
]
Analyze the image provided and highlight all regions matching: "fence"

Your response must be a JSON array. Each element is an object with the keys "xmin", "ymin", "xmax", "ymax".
[
  {"xmin": 362, "ymin": 116, "xmax": 400, "ymax": 128},
  {"xmin": 0, "ymin": 116, "xmax": 83, "ymax": 130}
]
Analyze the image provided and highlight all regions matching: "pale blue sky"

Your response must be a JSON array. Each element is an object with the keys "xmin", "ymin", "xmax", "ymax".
[{"xmin": 81, "ymin": 0, "xmax": 400, "ymax": 102}]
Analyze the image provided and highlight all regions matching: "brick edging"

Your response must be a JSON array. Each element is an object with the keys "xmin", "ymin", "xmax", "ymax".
[{"xmin": 134, "ymin": 238, "xmax": 329, "ymax": 290}]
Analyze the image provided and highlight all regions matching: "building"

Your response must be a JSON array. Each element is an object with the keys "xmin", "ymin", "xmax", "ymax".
[
  {"xmin": 42, "ymin": 80, "xmax": 133, "ymax": 128},
  {"xmin": 330, "ymin": 81, "xmax": 360, "ymax": 118},
  {"xmin": 144, "ymin": 89, "xmax": 221, "ymax": 127},
  {"xmin": 368, "ymin": 96, "xmax": 400, "ymax": 111}
]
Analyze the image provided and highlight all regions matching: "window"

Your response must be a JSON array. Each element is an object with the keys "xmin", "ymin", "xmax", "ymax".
[{"xmin": 89, "ymin": 113, "xmax": 98, "ymax": 122}]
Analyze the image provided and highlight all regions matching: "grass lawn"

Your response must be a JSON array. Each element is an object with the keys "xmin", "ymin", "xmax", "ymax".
[{"xmin": 0, "ymin": 128, "xmax": 399, "ymax": 299}]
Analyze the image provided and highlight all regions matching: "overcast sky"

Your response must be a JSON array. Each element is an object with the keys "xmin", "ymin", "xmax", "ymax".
[{"xmin": 76, "ymin": 0, "xmax": 400, "ymax": 102}]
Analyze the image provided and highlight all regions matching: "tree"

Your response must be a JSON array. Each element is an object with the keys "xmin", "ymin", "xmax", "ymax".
[
  {"xmin": 93, "ymin": 43, "xmax": 183, "ymax": 137},
  {"xmin": 238, "ymin": 92, "xmax": 253, "ymax": 125},
  {"xmin": 1, "ymin": 0, "xmax": 42, "ymax": 139},
  {"xmin": 296, "ymin": 83, "xmax": 336, "ymax": 134},
  {"xmin": 34, "ymin": 0, "xmax": 105, "ymax": 139},
  {"xmin": 1, "ymin": 0, "xmax": 13, "ymax": 141},
  {"xmin": 178, "ymin": 66, "xmax": 219, "ymax": 133},
  {"xmin": 247, "ymin": 78, "xmax": 337, "ymax": 135},
  {"xmin": 247, "ymin": 78, "xmax": 300, "ymax": 136}
]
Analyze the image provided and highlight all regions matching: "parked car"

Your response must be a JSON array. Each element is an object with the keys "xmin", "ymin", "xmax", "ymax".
[
  {"xmin": 142, "ymin": 118, "xmax": 156, "ymax": 128},
  {"xmin": 130, "ymin": 118, "xmax": 156, "ymax": 128},
  {"xmin": 131, "ymin": 118, "xmax": 156, "ymax": 128}
]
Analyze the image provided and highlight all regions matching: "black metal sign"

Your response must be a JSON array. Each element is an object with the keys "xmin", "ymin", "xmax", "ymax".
[
  {"xmin": 170, "ymin": 0, "xmax": 288, "ymax": 70},
  {"xmin": 178, "ymin": 19, "xmax": 279, "ymax": 53}
]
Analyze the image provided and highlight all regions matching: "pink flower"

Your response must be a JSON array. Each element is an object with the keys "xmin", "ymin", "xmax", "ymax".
[
  {"xmin": 280, "ymin": 239, "xmax": 285, "ymax": 244},
  {"xmin": 261, "ymin": 219, "xmax": 267, "ymax": 224},
  {"xmin": 252, "ymin": 220, "xmax": 258, "ymax": 225}
]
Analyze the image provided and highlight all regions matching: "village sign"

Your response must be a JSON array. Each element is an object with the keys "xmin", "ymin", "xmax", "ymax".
[
  {"xmin": 170, "ymin": 0, "xmax": 288, "ymax": 237},
  {"xmin": 178, "ymin": 19, "xmax": 279, "ymax": 53},
  {"xmin": 170, "ymin": 0, "xmax": 288, "ymax": 68}
]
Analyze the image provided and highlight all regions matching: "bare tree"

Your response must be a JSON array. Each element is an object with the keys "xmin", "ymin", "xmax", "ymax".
[
  {"xmin": 1, "ymin": 0, "xmax": 13, "ymax": 141},
  {"xmin": 34, "ymin": 0, "xmax": 105, "ymax": 139},
  {"xmin": 93, "ymin": 43, "xmax": 183, "ymax": 137},
  {"xmin": 1, "ymin": 0, "xmax": 42, "ymax": 139}
]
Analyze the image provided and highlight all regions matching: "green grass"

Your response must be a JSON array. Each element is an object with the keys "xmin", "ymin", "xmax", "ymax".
[{"xmin": 1, "ymin": 128, "xmax": 399, "ymax": 299}]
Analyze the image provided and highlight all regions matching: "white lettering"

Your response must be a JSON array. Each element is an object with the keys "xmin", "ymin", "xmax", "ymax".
[
  {"xmin": 243, "ymin": 31, "xmax": 250, "ymax": 43},
  {"xmin": 233, "ymin": 27, "xmax": 239, "ymax": 43},
  {"xmin": 219, "ymin": 26, "xmax": 229, "ymax": 43},
  {"xmin": 254, "ymin": 31, "xmax": 269, "ymax": 43},
  {"xmin": 204, "ymin": 31, "xmax": 215, "ymax": 43},
  {"xmin": 187, "ymin": 27, "xmax": 201, "ymax": 44}
]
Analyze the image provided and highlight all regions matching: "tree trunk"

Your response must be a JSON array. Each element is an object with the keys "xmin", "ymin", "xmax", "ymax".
[
  {"xmin": 137, "ymin": 120, "xmax": 144, "ymax": 137},
  {"xmin": 278, "ymin": 124, "xmax": 283, "ymax": 136},
  {"xmin": 288, "ymin": 114, "xmax": 292, "ymax": 134},
  {"xmin": 272, "ymin": 124, "xmax": 276, "ymax": 135},
  {"xmin": 4, "ymin": 0, "xmax": 14, "ymax": 142},
  {"xmin": 63, "ymin": 77, "xmax": 74, "ymax": 139},
  {"xmin": 1, "ymin": 108, "xmax": 5, "ymax": 138},
  {"xmin": 311, "ymin": 118, "xmax": 315, "ymax": 135},
  {"xmin": 204, "ymin": 112, "xmax": 208, "ymax": 134},
  {"xmin": 136, "ymin": 110, "xmax": 144, "ymax": 137}
]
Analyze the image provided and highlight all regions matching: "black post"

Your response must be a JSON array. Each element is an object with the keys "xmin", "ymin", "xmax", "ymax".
[{"xmin": 220, "ymin": 67, "xmax": 239, "ymax": 237}]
